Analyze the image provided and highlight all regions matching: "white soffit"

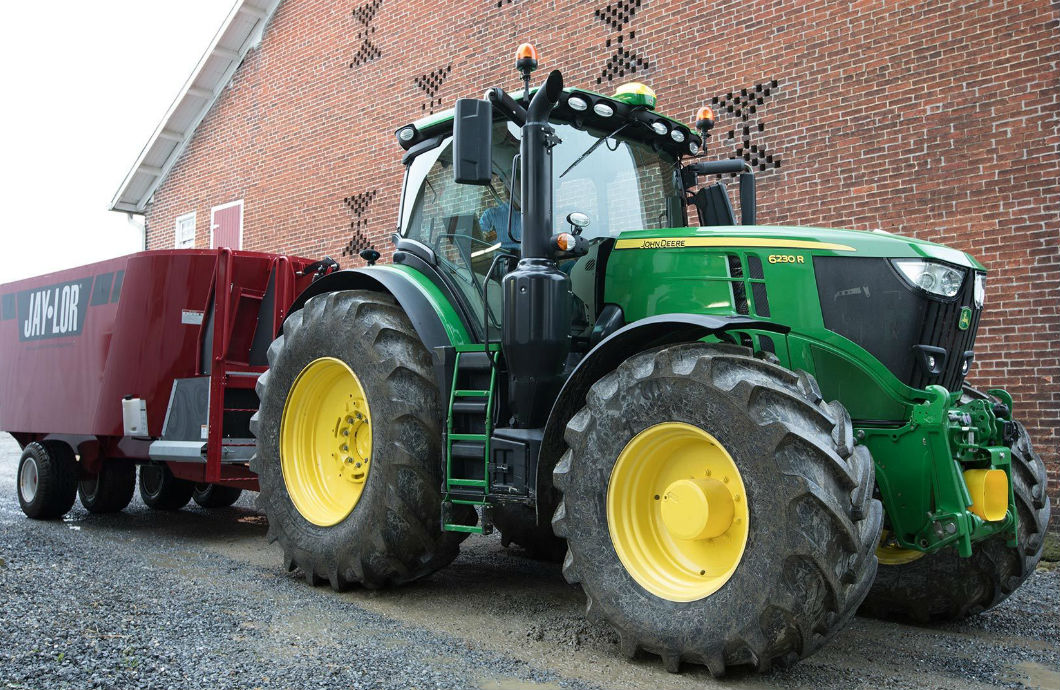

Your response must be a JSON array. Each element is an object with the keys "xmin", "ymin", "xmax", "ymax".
[{"xmin": 110, "ymin": 0, "xmax": 282, "ymax": 214}]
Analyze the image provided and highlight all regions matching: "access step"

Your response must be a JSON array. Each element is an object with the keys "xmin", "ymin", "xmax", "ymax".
[{"xmin": 442, "ymin": 500, "xmax": 493, "ymax": 535}]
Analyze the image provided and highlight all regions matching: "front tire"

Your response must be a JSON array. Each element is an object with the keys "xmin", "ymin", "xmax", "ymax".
[
  {"xmin": 17, "ymin": 441, "xmax": 78, "ymax": 520},
  {"xmin": 860, "ymin": 414, "xmax": 1050, "ymax": 622},
  {"xmin": 251, "ymin": 290, "xmax": 469, "ymax": 590},
  {"xmin": 78, "ymin": 463, "xmax": 136, "ymax": 513},
  {"xmin": 552, "ymin": 343, "xmax": 882, "ymax": 674}
]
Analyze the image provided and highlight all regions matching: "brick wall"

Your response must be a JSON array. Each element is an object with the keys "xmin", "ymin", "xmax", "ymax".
[{"xmin": 143, "ymin": 0, "xmax": 1060, "ymax": 526}]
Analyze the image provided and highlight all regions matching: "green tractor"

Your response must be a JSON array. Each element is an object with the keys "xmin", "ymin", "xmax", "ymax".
[{"xmin": 250, "ymin": 50, "xmax": 1050, "ymax": 674}]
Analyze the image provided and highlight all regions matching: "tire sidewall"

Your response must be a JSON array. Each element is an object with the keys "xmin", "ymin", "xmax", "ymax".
[
  {"xmin": 17, "ymin": 451, "xmax": 42, "ymax": 515},
  {"xmin": 192, "ymin": 484, "xmax": 242, "ymax": 508},
  {"xmin": 138, "ymin": 463, "xmax": 193, "ymax": 510},
  {"xmin": 17, "ymin": 442, "xmax": 78, "ymax": 519},
  {"xmin": 565, "ymin": 360, "xmax": 834, "ymax": 647},
  {"xmin": 78, "ymin": 474, "xmax": 101, "ymax": 504},
  {"xmin": 139, "ymin": 463, "xmax": 166, "ymax": 501},
  {"xmin": 255, "ymin": 296, "xmax": 442, "ymax": 573}
]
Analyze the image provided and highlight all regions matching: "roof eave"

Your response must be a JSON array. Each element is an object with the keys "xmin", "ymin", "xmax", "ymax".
[{"xmin": 109, "ymin": 0, "xmax": 283, "ymax": 215}]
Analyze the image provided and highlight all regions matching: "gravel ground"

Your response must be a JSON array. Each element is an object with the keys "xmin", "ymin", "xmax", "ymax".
[{"xmin": 1, "ymin": 432, "xmax": 1057, "ymax": 690}]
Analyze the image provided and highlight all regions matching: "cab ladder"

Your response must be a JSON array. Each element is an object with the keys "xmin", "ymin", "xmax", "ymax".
[{"xmin": 442, "ymin": 345, "xmax": 499, "ymax": 534}]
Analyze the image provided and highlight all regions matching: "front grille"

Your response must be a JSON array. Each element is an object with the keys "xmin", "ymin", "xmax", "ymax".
[
  {"xmin": 909, "ymin": 284, "xmax": 982, "ymax": 390},
  {"xmin": 814, "ymin": 256, "xmax": 982, "ymax": 392}
]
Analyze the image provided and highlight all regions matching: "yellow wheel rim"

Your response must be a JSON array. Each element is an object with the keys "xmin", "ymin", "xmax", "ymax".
[
  {"xmin": 280, "ymin": 357, "xmax": 372, "ymax": 527},
  {"xmin": 876, "ymin": 529, "xmax": 925, "ymax": 566},
  {"xmin": 606, "ymin": 422, "xmax": 749, "ymax": 602}
]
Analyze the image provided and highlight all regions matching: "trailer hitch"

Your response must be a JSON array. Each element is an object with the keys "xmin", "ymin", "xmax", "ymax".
[{"xmin": 297, "ymin": 256, "xmax": 340, "ymax": 280}]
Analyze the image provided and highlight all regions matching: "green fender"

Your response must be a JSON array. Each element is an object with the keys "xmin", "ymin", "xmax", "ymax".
[{"xmin": 286, "ymin": 264, "xmax": 473, "ymax": 352}]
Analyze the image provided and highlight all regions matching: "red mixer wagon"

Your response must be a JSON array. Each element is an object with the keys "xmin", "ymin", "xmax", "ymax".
[{"xmin": 1, "ymin": 248, "xmax": 319, "ymax": 515}]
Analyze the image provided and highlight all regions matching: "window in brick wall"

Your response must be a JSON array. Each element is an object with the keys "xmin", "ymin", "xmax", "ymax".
[{"xmin": 175, "ymin": 212, "xmax": 196, "ymax": 249}]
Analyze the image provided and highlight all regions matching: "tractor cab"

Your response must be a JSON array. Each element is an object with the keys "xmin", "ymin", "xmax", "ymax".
[{"xmin": 394, "ymin": 82, "xmax": 698, "ymax": 343}]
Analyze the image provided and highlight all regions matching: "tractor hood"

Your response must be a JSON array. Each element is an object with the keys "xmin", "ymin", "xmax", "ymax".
[{"xmin": 614, "ymin": 225, "xmax": 985, "ymax": 270}]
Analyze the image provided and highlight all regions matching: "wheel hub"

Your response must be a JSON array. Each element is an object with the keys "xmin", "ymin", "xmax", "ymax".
[
  {"xmin": 20, "ymin": 457, "xmax": 39, "ymax": 503},
  {"xmin": 280, "ymin": 357, "xmax": 372, "ymax": 527},
  {"xmin": 659, "ymin": 478, "xmax": 735, "ymax": 541},
  {"xmin": 607, "ymin": 422, "xmax": 749, "ymax": 602}
]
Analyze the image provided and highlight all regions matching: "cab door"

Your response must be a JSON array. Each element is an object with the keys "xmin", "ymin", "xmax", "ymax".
[{"xmin": 400, "ymin": 127, "xmax": 522, "ymax": 340}]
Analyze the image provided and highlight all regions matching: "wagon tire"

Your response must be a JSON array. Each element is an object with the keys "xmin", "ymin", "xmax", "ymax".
[
  {"xmin": 251, "ymin": 290, "xmax": 473, "ymax": 591},
  {"xmin": 78, "ymin": 463, "xmax": 136, "ymax": 513},
  {"xmin": 192, "ymin": 484, "xmax": 243, "ymax": 508},
  {"xmin": 17, "ymin": 441, "xmax": 78, "ymax": 520},
  {"xmin": 552, "ymin": 343, "xmax": 882, "ymax": 675},
  {"xmin": 138, "ymin": 463, "xmax": 195, "ymax": 510},
  {"xmin": 860, "ymin": 389, "xmax": 1050, "ymax": 623}
]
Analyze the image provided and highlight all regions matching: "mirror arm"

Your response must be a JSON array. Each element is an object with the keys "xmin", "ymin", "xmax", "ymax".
[{"xmin": 485, "ymin": 87, "xmax": 527, "ymax": 128}]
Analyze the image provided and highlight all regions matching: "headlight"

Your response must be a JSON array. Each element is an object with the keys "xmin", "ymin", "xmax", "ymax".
[
  {"xmin": 891, "ymin": 259, "xmax": 966, "ymax": 298},
  {"xmin": 650, "ymin": 121, "xmax": 668, "ymax": 135},
  {"xmin": 670, "ymin": 129, "xmax": 686, "ymax": 143},
  {"xmin": 974, "ymin": 273, "xmax": 985, "ymax": 308},
  {"xmin": 567, "ymin": 96, "xmax": 588, "ymax": 112}
]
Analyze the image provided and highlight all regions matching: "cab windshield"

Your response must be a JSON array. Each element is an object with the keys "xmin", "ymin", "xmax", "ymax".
[
  {"xmin": 401, "ymin": 120, "xmax": 684, "ymax": 246},
  {"xmin": 399, "ymin": 119, "xmax": 684, "ymax": 336}
]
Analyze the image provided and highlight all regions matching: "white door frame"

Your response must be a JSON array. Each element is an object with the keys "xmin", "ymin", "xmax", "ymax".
[{"xmin": 210, "ymin": 199, "xmax": 244, "ymax": 249}]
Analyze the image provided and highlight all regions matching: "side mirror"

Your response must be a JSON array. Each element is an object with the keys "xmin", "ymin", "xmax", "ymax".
[{"xmin": 453, "ymin": 98, "xmax": 493, "ymax": 185}]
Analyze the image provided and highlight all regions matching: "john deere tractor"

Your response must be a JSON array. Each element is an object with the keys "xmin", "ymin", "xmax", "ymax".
[{"xmin": 250, "ymin": 48, "xmax": 1050, "ymax": 674}]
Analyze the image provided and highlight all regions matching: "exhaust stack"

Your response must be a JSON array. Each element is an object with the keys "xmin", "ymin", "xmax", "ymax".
[{"xmin": 502, "ymin": 69, "xmax": 570, "ymax": 428}]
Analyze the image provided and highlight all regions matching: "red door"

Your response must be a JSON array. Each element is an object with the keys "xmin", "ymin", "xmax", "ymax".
[{"xmin": 211, "ymin": 201, "xmax": 243, "ymax": 249}]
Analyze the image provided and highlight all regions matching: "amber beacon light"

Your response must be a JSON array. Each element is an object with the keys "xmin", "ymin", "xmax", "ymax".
[
  {"xmin": 515, "ymin": 43, "xmax": 539, "ymax": 72},
  {"xmin": 694, "ymin": 106, "xmax": 715, "ymax": 133}
]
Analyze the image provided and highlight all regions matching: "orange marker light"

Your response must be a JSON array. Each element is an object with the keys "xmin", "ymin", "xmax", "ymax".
[
  {"xmin": 556, "ymin": 233, "xmax": 575, "ymax": 251},
  {"xmin": 516, "ymin": 43, "xmax": 539, "ymax": 74},
  {"xmin": 516, "ymin": 43, "xmax": 538, "ymax": 62},
  {"xmin": 695, "ymin": 106, "xmax": 715, "ymax": 132}
]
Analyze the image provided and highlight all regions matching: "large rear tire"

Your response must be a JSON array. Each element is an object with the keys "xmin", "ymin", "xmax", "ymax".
[
  {"xmin": 552, "ymin": 343, "xmax": 882, "ymax": 674},
  {"xmin": 251, "ymin": 290, "xmax": 470, "ymax": 590},
  {"xmin": 860, "ymin": 390, "xmax": 1050, "ymax": 622},
  {"xmin": 17, "ymin": 441, "xmax": 78, "ymax": 520},
  {"xmin": 78, "ymin": 463, "xmax": 136, "ymax": 513},
  {"xmin": 138, "ymin": 463, "xmax": 195, "ymax": 510}
]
